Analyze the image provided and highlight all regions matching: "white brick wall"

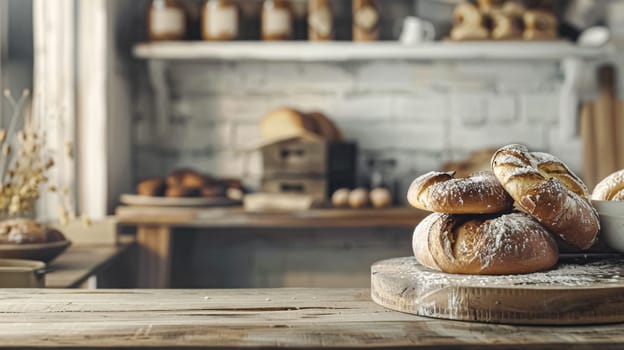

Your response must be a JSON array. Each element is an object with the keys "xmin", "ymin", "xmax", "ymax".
[{"xmin": 134, "ymin": 59, "xmax": 580, "ymax": 201}]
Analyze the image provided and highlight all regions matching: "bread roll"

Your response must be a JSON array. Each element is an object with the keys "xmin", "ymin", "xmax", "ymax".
[
  {"xmin": 136, "ymin": 178, "xmax": 166, "ymax": 197},
  {"xmin": 523, "ymin": 10, "xmax": 557, "ymax": 40},
  {"xmin": 260, "ymin": 108, "xmax": 319, "ymax": 142},
  {"xmin": 490, "ymin": 10, "xmax": 523, "ymax": 40},
  {"xmin": 451, "ymin": 2, "xmax": 489, "ymax": 40},
  {"xmin": 491, "ymin": 144, "xmax": 599, "ymax": 249},
  {"xmin": 407, "ymin": 171, "xmax": 513, "ymax": 214},
  {"xmin": 370, "ymin": 187, "xmax": 392, "ymax": 208},
  {"xmin": 413, "ymin": 212, "xmax": 558, "ymax": 275},
  {"xmin": 592, "ymin": 169, "xmax": 624, "ymax": 201},
  {"xmin": 348, "ymin": 188, "xmax": 369, "ymax": 209},
  {"xmin": 331, "ymin": 188, "xmax": 351, "ymax": 208}
]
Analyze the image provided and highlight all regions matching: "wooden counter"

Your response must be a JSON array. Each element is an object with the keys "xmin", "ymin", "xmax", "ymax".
[
  {"xmin": 116, "ymin": 206, "xmax": 425, "ymax": 228},
  {"xmin": 116, "ymin": 206, "xmax": 426, "ymax": 288},
  {"xmin": 0, "ymin": 288, "xmax": 622, "ymax": 349}
]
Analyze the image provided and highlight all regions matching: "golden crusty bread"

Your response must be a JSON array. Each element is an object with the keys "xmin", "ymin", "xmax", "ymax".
[
  {"xmin": 592, "ymin": 169, "xmax": 624, "ymax": 201},
  {"xmin": 136, "ymin": 178, "xmax": 166, "ymax": 197},
  {"xmin": 407, "ymin": 170, "xmax": 513, "ymax": 214},
  {"xmin": 523, "ymin": 10, "xmax": 557, "ymax": 40},
  {"xmin": 260, "ymin": 108, "xmax": 320, "ymax": 142},
  {"xmin": 413, "ymin": 212, "xmax": 558, "ymax": 275},
  {"xmin": 491, "ymin": 144, "xmax": 599, "ymax": 249},
  {"xmin": 451, "ymin": 2, "xmax": 489, "ymax": 40}
]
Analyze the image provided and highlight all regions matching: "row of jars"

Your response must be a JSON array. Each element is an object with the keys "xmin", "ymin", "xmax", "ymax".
[{"xmin": 148, "ymin": 0, "xmax": 381, "ymax": 41}]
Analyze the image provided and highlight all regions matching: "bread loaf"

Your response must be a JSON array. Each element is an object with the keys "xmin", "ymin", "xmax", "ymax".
[
  {"xmin": 136, "ymin": 178, "xmax": 166, "ymax": 197},
  {"xmin": 413, "ymin": 212, "xmax": 558, "ymax": 274},
  {"xmin": 260, "ymin": 108, "xmax": 319, "ymax": 142},
  {"xmin": 592, "ymin": 169, "xmax": 624, "ymax": 201},
  {"xmin": 407, "ymin": 170, "xmax": 513, "ymax": 214},
  {"xmin": 523, "ymin": 10, "xmax": 557, "ymax": 40},
  {"xmin": 491, "ymin": 144, "xmax": 599, "ymax": 249},
  {"xmin": 451, "ymin": 2, "xmax": 489, "ymax": 40}
]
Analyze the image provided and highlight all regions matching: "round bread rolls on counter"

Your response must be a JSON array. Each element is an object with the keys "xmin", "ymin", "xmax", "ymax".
[
  {"xmin": 348, "ymin": 188, "xmax": 370, "ymax": 209},
  {"xmin": 491, "ymin": 144, "xmax": 599, "ymax": 250},
  {"xmin": 370, "ymin": 188, "xmax": 392, "ymax": 208},
  {"xmin": 413, "ymin": 212, "xmax": 558, "ymax": 275},
  {"xmin": 592, "ymin": 169, "xmax": 624, "ymax": 201},
  {"xmin": 136, "ymin": 178, "xmax": 166, "ymax": 197},
  {"xmin": 407, "ymin": 171, "xmax": 513, "ymax": 214},
  {"xmin": 331, "ymin": 188, "xmax": 351, "ymax": 208}
]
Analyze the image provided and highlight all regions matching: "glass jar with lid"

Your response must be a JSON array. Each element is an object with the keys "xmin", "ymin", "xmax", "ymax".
[
  {"xmin": 202, "ymin": 0, "xmax": 240, "ymax": 40},
  {"xmin": 261, "ymin": 0, "xmax": 294, "ymax": 40},
  {"xmin": 148, "ymin": 0, "xmax": 187, "ymax": 41}
]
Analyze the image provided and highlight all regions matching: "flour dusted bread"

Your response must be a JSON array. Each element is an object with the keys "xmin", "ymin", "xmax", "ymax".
[
  {"xmin": 491, "ymin": 144, "xmax": 599, "ymax": 249},
  {"xmin": 413, "ymin": 212, "xmax": 558, "ymax": 275},
  {"xmin": 592, "ymin": 169, "xmax": 624, "ymax": 201},
  {"xmin": 407, "ymin": 170, "xmax": 513, "ymax": 214}
]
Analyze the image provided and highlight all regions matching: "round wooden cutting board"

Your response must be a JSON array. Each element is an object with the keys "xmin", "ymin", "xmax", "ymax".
[{"xmin": 371, "ymin": 256, "xmax": 624, "ymax": 325}]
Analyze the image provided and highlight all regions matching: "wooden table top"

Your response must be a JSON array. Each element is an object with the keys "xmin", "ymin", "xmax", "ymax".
[
  {"xmin": 0, "ymin": 288, "xmax": 622, "ymax": 349},
  {"xmin": 116, "ymin": 206, "xmax": 426, "ymax": 228},
  {"xmin": 46, "ymin": 243, "xmax": 132, "ymax": 288}
]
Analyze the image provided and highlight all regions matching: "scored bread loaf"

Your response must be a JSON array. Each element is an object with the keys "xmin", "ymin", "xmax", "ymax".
[
  {"xmin": 592, "ymin": 169, "xmax": 624, "ymax": 201},
  {"xmin": 491, "ymin": 144, "xmax": 599, "ymax": 249},
  {"xmin": 413, "ymin": 212, "xmax": 558, "ymax": 275},
  {"xmin": 407, "ymin": 170, "xmax": 513, "ymax": 214}
]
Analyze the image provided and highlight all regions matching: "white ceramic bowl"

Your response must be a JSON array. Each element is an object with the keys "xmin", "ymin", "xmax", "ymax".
[
  {"xmin": 590, "ymin": 200, "xmax": 624, "ymax": 254},
  {"xmin": 592, "ymin": 200, "xmax": 624, "ymax": 216}
]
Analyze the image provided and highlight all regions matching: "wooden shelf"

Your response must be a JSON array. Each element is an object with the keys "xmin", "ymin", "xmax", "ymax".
[{"xmin": 133, "ymin": 41, "xmax": 609, "ymax": 62}]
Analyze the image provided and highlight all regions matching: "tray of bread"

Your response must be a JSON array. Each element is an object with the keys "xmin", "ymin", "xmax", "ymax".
[
  {"xmin": 0, "ymin": 218, "xmax": 70, "ymax": 263},
  {"xmin": 372, "ymin": 143, "xmax": 624, "ymax": 325},
  {"xmin": 123, "ymin": 169, "xmax": 243, "ymax": 207}
]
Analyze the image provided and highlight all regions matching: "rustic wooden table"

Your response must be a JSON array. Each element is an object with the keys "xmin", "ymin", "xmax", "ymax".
[
  {"xmin": 116, "ymin": 206, "xmax": 426, "ymax": 288},
  {"xmin": 46, "ymin": 243, "xmax": 132, "ymax": 288},
  {"xmin": 0, "ymin": 288, "xmax": 622, "ymax": 349}
]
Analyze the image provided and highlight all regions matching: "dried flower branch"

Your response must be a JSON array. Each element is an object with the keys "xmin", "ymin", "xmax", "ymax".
[{"xmin": 0, "ymin": 89, "xmax": 83, "ymax": 224}]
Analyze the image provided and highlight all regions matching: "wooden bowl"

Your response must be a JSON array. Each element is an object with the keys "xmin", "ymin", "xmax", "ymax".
[
  {"xmin": 0, "ymin": 240, "xmax": 71, "ymax": 263},
  {"xmin": 0, "ymin": 259, "xmax": 45, "ymax": 287}
]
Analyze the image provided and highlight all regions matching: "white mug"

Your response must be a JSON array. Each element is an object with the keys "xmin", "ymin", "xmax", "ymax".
[{"xmin": 399, "ymin": 16, "xmax": 435, "ymax": 44}]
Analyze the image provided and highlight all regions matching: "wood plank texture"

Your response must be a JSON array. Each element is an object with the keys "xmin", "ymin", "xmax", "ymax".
[
  {"xmin": 137, "ymin": 225, "xmax": 172, "ymax": 288},
  {"xmin": 0, "ymin": 288, "xmax": 624, "ymax": 349},
  {"xmin": 46, "ymin": 244, "xmax": 132, "ymax": 288},
  {"xmin": 371, "ymin": 257, "xmax": 624, "ymax": 325},
  {"xmin": 116, "ymin": 206, "xmax": 426, "ymax": 228}
]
